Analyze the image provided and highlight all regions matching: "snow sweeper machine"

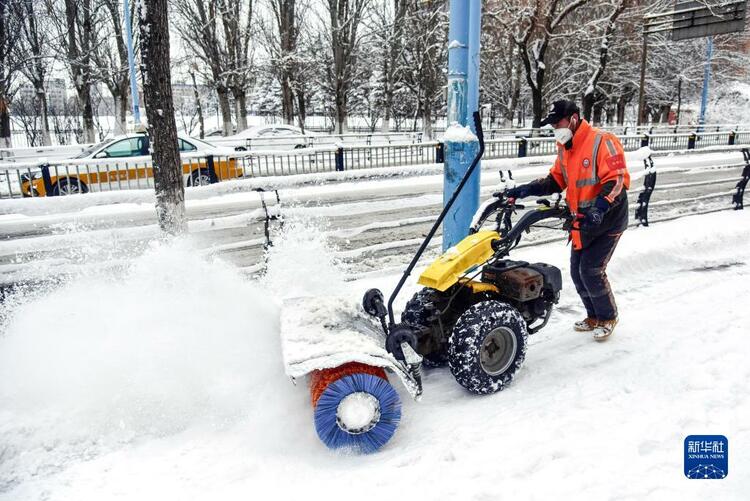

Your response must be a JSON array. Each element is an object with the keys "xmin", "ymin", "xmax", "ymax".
[{"xmin": 280, "ymin": 112, "xmax": 576, "ymax": 453}]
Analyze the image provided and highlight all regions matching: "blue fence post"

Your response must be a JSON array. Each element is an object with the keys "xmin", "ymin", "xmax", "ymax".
[
  {"xmin": 436, "ymin": 142, "xmax": 445, "ymax": 163},
  {"xmin": 641, "ymin": 134, "xmax": 650, "ymax": 148},
  {"xmin": 688, "ymin": 133, "xmax": 697, "ymax": 150}
]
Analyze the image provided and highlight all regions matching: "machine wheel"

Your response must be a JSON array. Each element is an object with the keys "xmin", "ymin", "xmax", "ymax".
[
  {"xmin": 188, "ymin": 168, "xmax": 212, "ymax": 187},
  {"xmin": 401, "ymin": 288, "xmax": 452, "ymax": 368},
  {"xmin": 52, "ymin": 177, "xmax": 88, "ymax": 196},
  {"xmin": 448, "ymin": 300, "xmax": 528, "ymax": 395}
]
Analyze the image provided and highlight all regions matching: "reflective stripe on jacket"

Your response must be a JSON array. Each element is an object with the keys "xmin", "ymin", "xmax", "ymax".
[{"xmin": 549, "ymin": 120, "xmax": 631, "ymax": 250}]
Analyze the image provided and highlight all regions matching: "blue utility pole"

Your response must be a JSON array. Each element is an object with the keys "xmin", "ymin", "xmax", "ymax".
[
  {"xmin": 698, "ymin": 36, "xmax": 713, "ymax": 132},
  {"xmin": 123, "ymin": 0, "xmax": 141, "ymax": 126},
  {"xmin": 443, "ymin": 0, "xmax": 481, "ymax": 250}
]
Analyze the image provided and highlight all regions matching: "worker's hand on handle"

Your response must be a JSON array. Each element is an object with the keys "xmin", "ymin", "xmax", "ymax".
[
  {"xmin": 578, "ymin": 197, "xmax": 610, "ymax": 231},
  {"xmin": 505, "ymin": 184, "xmax": 533, "ymax": 200}
]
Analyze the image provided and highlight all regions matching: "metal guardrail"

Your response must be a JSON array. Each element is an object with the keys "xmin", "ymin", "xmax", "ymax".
[{"xmin": 2, "ymin": 129, "xmax": 749, "ymax": 200}]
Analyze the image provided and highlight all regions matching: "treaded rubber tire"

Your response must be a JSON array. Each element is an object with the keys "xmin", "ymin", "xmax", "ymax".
[
  {"xmin": 448, "ymin": 300, "xmax": 528, "ymax": 395},
  {"xmin": 52, "ymin": 177, "xmax": 88, "ymax": 196},
  {"xmin": 401, "ymin": 288, "xmax": 449, "ymax": 368},
  {"xmin": 188, "ymin": 169, "xmax": 212, "ymax": 187}
]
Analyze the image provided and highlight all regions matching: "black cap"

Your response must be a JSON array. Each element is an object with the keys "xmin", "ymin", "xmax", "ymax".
[{"xmin": 540, "ymin": 100, "xmax": 580, "ymax": 126}]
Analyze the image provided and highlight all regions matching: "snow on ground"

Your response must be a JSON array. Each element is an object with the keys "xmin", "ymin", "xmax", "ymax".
[{"xmin": 1, "ymin": 208, "xmax": 748, "ymax": 499}]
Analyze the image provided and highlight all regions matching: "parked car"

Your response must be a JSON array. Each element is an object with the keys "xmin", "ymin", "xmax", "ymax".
[
  {"xmin": 223, "ymin": 124, "xmax": 313, "ymax": 151},
  {"xmin": 20, "ymin": 133, "xmax": 242, "ymax": 197}
]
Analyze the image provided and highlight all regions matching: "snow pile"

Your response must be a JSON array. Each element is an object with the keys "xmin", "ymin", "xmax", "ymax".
[
  {"xmin": 0, "ymin": 240, "xmax": 310, "ymax": 494},
  {"xmin": 442, "ymin": 124, "xmax": 478, "ymax": 143}
]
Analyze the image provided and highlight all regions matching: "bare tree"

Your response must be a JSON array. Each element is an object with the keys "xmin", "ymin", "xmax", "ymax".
[
  {"xmin": 13, "ymin": 0, "xmax": 53, "ymax": 145},
  {"xmin": 173, "ymin": 0, "xmax": 233, "ymax": 135},
  {"xmin": 47, "ymin": 0, "xmax": 99, "ymax": 143},
  {"xmin": 138, "ymin": 0, "xmax": 186, "ymax": 234},
  {"xmin": 498, "ymin": 0, "xmax": 590, "ymax": 128},
  {"xmin": 484, "ymin": 4, "xmax": 526, "ymax": 127},
  {"xmin": 174, "ymin": 0, "xmax": 255, "ymax": 135},
  {"xmin": 93, "ymin": 0, "xmax": 134, "ymax": 135},
  {"xmin": 262, "ymin": 0, "xmax": 301, "ymax": 125},
  {"xmin": 368, "ymin": 0, "xmax": 408, "ymax": 132},
  {"xmin": 580, "ymin": 0, "xmax": 630, "ymax": 121},
  {"xmin": 322, "ymin": 0, "xmax": 369, "ymax": 133},
  {"xmin": 0, "ymin": 0, "xmax": 22, "ymax": 148},
  {"xmin": 399, "ymin": 0, "xmax": 447, "ymax": 139},
  {"xmin": 219, "ymin": 0, "xmax": 255, "ymax": 131}
]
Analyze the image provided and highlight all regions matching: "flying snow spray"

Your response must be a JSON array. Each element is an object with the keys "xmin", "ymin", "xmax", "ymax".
[{"xmin": 310, "ymin": 362, "xmax": 401, "ymax": 453}]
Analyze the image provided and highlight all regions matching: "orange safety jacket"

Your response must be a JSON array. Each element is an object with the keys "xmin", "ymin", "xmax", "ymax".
[{"xmin": 549, "ymin": 120, "xmax": 630, "ymax": 250}]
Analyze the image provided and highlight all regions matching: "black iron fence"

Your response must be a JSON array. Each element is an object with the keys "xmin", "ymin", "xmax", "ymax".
[{"xmin": 2, "ymin": 129, "xmax": 749, "ymax": 200}]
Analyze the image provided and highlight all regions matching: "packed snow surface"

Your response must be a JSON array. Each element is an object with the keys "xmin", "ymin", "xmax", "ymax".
[{"xmin": 1, "ymin": 210, "xmax": 749, "ymax": 500}]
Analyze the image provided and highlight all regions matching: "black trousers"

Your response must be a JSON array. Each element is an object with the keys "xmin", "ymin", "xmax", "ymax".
[{"xmin": 570, "ymin": 232, "xmax": 622, "ymax": 321}]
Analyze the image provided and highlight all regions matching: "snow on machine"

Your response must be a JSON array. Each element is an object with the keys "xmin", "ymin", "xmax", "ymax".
[{"xmin": 280, "ymin": 112, "xmax": 574, "ymax": 453}]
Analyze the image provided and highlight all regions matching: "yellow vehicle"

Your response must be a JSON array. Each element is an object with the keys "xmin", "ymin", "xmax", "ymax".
[{"xmin": 21, "ymin": 134, "xmax": 243, "ymax": 197}]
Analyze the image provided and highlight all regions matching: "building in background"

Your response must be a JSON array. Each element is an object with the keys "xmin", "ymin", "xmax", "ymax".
[{"xmin": 17, "ymin": 78, "xmax": 67, "ymax": 113}]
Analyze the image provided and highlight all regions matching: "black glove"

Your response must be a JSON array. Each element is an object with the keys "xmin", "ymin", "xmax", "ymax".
[
  {"xmin": 505, "ymin": 184, "xmax": 532, "ymax": 199},
  {"xmin": 579, "ymin": 197, "xmax": 610, "ymax": 230}
]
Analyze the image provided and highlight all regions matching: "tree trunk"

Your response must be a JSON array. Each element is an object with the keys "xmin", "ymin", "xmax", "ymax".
[
  {"xmin": 233, "ymin": 88, "xmax": 248, "ymax": 131},
  {"xmin": 422, "ymin": 94, "xmax": 433, "ymax": 140},
  {"xmin": 381, "ymin": 54, "xmax": 392, "ymax": 133},
  {"xmin": 296, "ymin": 89, "xmax": 306, "ymax": 133},
  {"xmin": 281, "ymin": 76, "xmax": 294, "ymax": 124},
  {"xmin": 592, "ymin": 100, "xmax": 603, "ymax": 125},
  {"xmin": 36, "ymin": 88, "xmax": 52, "ymax": 145},
  {"xmin": 335, "ymin": 89, "xmax": 347, "ymax": 134},
  {"xmin": 79, "ymin": 87, "xmax": 96, "ymax": 143},
  {"xmin": 0, "ymin": 96, "xmax": 11, "ymax": 148},
  {"xmin": 530, "ymin": 87, "xmax": 543, "ymax": 129},
  {"xmin": 190, "ymin": 70, "xmax": 205, "ymax": 138},
  {"xmin": 113, "ymin": 93, "xmax": 127, "ymax": 135},
  {"xmin": 676, "ymin": 77, "xmax": 682, "ymax": 125},
  {"xmin": 217, "ymin": 86, "xmax": 233, "ymax": 135},
  {"xmin": 616, "ymin": 96, "xmax": 626, "ymax": 126},
  {"xmin": 139, "ymin": 0, "xmax": 186, "ymax": 235}
]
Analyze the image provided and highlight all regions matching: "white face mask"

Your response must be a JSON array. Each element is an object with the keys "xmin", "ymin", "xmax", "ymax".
[{"xmin": 554, "ymin": 127, "xmax": 573, "ymax": 145}]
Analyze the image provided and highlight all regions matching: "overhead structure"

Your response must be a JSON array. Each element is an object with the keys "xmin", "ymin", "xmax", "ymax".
[{"xmin": 637, "ymin": 0, "xmax": 748, "ymax": 126}]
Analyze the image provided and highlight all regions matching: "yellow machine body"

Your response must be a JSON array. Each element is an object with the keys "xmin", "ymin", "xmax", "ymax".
[{"xmin": 417, "ymin": 230, "xmax": 499, "ymax": 292}]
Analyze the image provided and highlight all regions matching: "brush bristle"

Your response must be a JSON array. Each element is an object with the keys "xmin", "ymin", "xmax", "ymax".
[{"xmin": 313, "ymin": 372, "xmax": 401, "ymax": 454}]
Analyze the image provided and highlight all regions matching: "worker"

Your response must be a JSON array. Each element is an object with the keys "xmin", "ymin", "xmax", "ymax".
[{"xmin": 506, "ymin": 100, "xmax": 630, "ymax": 341}]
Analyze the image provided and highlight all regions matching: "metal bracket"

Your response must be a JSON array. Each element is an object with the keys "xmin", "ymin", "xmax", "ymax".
[
  {"xmin": 732, "ymin": 148, "xmax": 750, "ymax": 210},
  {"xmin": 253, "ymin": 188, "xmax": 283, "ymax": 249},
  {"xmin": 635, "ymin": 155, "xmax": 657, "ymax": 226}
]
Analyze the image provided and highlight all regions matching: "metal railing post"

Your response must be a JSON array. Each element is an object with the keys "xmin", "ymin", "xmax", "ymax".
[
  {"xmin": 641, "ymin": 134, "xmax": 650, "ymax": 148},
  {"xmin": 687, "ymin": 133, "xmax": 697, "ymax": 150},
  {"xmin": 733, "ymin": 148, "xmax": 750, "ymax": 210},
  {"xmin": 728, "ymin": 131, "xmax": 736, "ymax": 146},
  {"xmin": 41, "ymin": 163, "xmax": 54, "ymax": 196},
  {"xmin": 518, "ymin": 137, "xmax": 527, "ymax": 158},
  {"xmin": 436, "ymin": 142, "xmax": 445, "ymax": 164},
  {"xmin": 206, "ymin": 155, "xmax": 218, "ymax": 183},
  {"xmin": 335, "ymin": 146, "xmax": 345, "ymax": 171}
]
